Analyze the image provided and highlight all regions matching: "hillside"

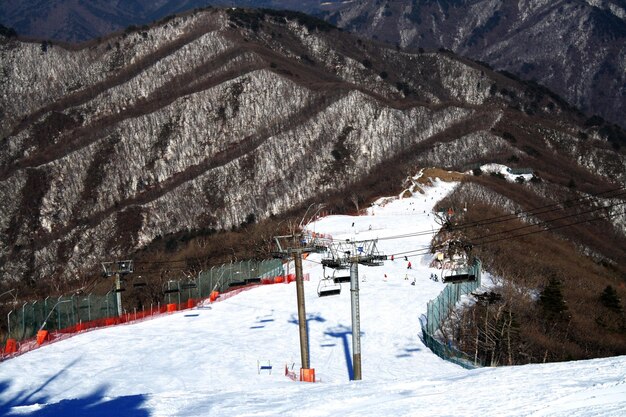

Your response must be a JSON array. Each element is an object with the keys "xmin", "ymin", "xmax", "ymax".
[
  {"xmin": 321, "ymin": 0, "xmax": 626, "ymax": 129},
  {"xmin": 0, "ymin": 7, "xmax": 624, "ymax": 289},
  {"xmin": 2, "ymin": 1, "xmax": 625, "ymax": 131},
  {"xmin": 0, "ymin": 1, "xmax": 326, "ymax": 43}
]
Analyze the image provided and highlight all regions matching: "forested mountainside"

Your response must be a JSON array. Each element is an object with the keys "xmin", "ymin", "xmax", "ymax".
[
  {"xmin": 2, "ymin": 0, "xmax": 625, "ymax": 131},
  {"xmin": 322, "ymin": 0, "xmax": 626, "ymax": 130},
  {"xmin": 0, "ymin": 0, "xmax": 325, "ymax": 43},
  {"xmin": 0, "ymin": 7, "xmax": 624, "ymax": 284},
  {"xmin": 1, "ymin": 7, "xmax": 625, "ymax": 363}
]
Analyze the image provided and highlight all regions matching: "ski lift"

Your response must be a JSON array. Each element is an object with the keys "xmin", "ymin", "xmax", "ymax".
[
  {"xmin": 333, "ymin": 272, "xmax": 351, "ymax": 284},
  {"xmin": 358, "ymin": 242, "xmax": 386, "ymax": 266},
  {"xmin": 133, "ymin": 275, "xmax": 147, "ymax": 288},
  {"xmin": 318, "ymin": 268, "xmax": 341, "ymax": 297},
  {"xmin": 321, "ymin": 258, "xmax": 344, "ymax": 269},
  {"xmin": 442, "ymin": 266, "xmax": 476, "ymax": 284},
  {"xmin": 163, "ymin": 280, "xmax": 180, "ymax": 304}
]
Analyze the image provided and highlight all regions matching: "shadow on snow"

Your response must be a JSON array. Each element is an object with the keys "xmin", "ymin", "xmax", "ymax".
[
  {"xmin": 324, "ymin": 325, "xmax": 365, "ymax": 380},
  {"xmin": 0, "ymin": 357, "xmax": 150, "ymax": 417}
]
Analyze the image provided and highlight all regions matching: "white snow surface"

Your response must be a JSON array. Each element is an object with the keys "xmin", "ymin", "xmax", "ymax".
[
  {"xmin": 1, "ymin": 179, "xmax": 625, "ymax": 416},
  {"xmin": 476, "ymin": 163, "xmax": 535, "ymax": 182}
]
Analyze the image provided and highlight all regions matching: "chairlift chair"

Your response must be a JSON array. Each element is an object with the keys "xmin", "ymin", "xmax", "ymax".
[
  {"xmin": 321, "ymin": 258, "xmax": 343, "ymax": 269},
  {"xmin": 318, "ymin": 268, "xmax": 341, "ymax": 297},
  {"xmin": 333, "ymin": 271, "xmax": 351, "ymax": 284},
  {"xmin": 442, "ymin": 267, "xmax": 476, "ymax": 284},
  {"xmin": 359, "ymin": 259, "xmax": 384, "ymax": 266}
]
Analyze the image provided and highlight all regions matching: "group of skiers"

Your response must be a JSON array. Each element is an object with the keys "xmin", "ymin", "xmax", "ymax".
[
  {"xmin": 380, "ymin": 253, "xmax": 441, "ymax": 283},
  {"xmin": 389, "ymin": 254, "xmax": 411, "ymax": 269}
]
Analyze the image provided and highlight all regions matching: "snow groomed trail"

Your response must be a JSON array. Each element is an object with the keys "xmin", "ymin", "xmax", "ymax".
[{"xmin": 1, "ymin": 179, "xmax": 625, "ymax": 416}]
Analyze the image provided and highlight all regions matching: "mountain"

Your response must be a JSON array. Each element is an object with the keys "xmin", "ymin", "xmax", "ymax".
[
  {"xmin": 0, "ymin": 8, "xmax": 624, "ymax": 286},
  {"xmin": 2, "ymin": 2, "xmax": 625, "ymax": 130},
  {"xmin": 0, "ymin": 0, "xmax": 326, "ymax": 43},
  {"xmin": 320, "ymin": 0, "xmax": 626, "ymax": 129}
]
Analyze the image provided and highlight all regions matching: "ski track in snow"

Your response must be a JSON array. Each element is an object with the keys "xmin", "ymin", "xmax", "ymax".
[{"xmin": 1, "ymin": 179, "xmax": 625, "ymax": 416}]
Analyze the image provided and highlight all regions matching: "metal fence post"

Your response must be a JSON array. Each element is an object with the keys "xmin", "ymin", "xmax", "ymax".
[
  {"xmin": 71, "ymin": 295, "xmax": 77, "ymax": 326},
  {"xmin": 57, "ymin": 296, "xmax": 63, "ymax": 329},
  {"xmin": 198, "ymin": 271, "xmax": 203, "ymax": 299},
  {"xmin": 44, "ymin": 296, "xmax": 50, "ymax": 327},
  {"xmin": 7, "ymin": 310, "xmax": 12, "ymax": 339},
  {"xmin": 21, "ymin": 303, "xmax": 26, "ymax": 340}
]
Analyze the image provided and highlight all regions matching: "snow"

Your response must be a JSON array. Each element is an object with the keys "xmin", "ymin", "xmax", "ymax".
[
  {"xmin": 1, "ymin": 179, "xmax": 625, "ymax": 416},
  {"xmin": 476, "ymin": 163, "xmax": 535, "ymax": 182}
]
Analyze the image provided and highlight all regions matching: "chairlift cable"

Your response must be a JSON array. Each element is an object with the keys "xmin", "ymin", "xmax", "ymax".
[
  {"xmin": 376, "ymin": 187, "xmax": 626, "ymax": 242},
  {"xmin": 472, "ymin": 209, "xmax": 620, "ymax": 247},
  {"xmin": 467, "ymin": 200, "xmax": 625, "ymax": 245},
  {"xmin": 385, "ymin": 201, "xmax": 625, "ymax": 258}
]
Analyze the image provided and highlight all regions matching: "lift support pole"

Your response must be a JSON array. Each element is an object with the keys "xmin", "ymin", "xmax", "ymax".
[
  {"xmin": 350, "ymin": 260, "xmax": 362, "ymax": 380},
  {"xmin": 293, "ymin": 250, "xmax": 310, "ymax": 370}
]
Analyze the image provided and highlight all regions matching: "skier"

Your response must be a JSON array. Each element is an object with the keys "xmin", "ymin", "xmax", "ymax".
[
  {"xmin": 407, "ymin": 261, "xmax": 412, "ymax": 269},
  {"xmin": 391, "ymin": 255, "xmax": 394, "ymax": 261},
  {"xmin": 405, "ymin": 274, "xmax": 409, "ymax": 280}
]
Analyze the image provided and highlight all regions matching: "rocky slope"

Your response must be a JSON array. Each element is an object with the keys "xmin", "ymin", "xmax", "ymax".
[
  {"xmin": 0, "ymin": 0, "xmax": 326, "ymax": 43},
  {"xmin": 0, "ymin": 8, "xmax": 624, "ymax": 283},
  {"xmin": 321, "ymin": 0, "xmax": 626, "ymax": 129},
  {"xmin": 2, "ymin": 1, "xmax": 624, "ymax": 130}
]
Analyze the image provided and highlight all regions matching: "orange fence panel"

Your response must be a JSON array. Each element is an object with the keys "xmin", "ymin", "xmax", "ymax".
[
  {"xmin": 4, "ymin": 339, "xmax": 17, "ymax": 354},
  {"xmin": 36, "ymin": 330, "xmax": 49, "ymax": 345}
]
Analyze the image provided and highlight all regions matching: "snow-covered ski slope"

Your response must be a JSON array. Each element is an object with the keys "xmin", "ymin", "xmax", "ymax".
[{"xmin": 1, "ymin": 179, "xmax": 625, "ymax": 417}]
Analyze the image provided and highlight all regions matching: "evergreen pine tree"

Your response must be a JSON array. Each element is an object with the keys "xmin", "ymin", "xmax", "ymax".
[
  {"xmin": 600, "ymin": 285, "xmax": 622, "ymax": 312},
  {"xmin": 539, "ymin": 278, "xmax": 568, "ymax": 317}
]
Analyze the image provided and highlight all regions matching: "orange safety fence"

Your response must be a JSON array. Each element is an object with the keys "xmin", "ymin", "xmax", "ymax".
[{"xmin": 1, "ymin": 273, "xmax": 309, "ymax": 362}]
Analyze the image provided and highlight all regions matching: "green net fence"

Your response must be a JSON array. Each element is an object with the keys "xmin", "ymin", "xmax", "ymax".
[
  {"xmin": 5, "ymin": 292, "xmax": 119, "ymax": 343},
  {"xmin": 197, "ymin": 259, "xmax": 284, "ymax": 298},
  {"xmin": 3, "ymin": 259, "xmax": 284, "ymax": 345},
  {"xmin": 420, "ymin": 258, "xmax": 483, "ymax": 369}
]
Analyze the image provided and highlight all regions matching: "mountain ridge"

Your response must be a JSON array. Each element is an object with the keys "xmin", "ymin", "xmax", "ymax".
[
  {"xmin": 3, "ymin": 0, "xmax": 623, "ymax": 130},
  {"xmin": 0, "ymin": 7, "xmax": 624, "ymax": 289}
]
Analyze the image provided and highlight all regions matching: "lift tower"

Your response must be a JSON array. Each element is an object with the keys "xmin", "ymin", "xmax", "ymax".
[
  {"xmin": 322, "ymin": 239, "xmax": 386, "ymax": 380},
  {"xmin": 102, "ymin": 260, "xmax": 134, "ymax": 317},
  {"xmin": 273, "ymin": 233, "xmax": 327, "ymax": 381}
]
